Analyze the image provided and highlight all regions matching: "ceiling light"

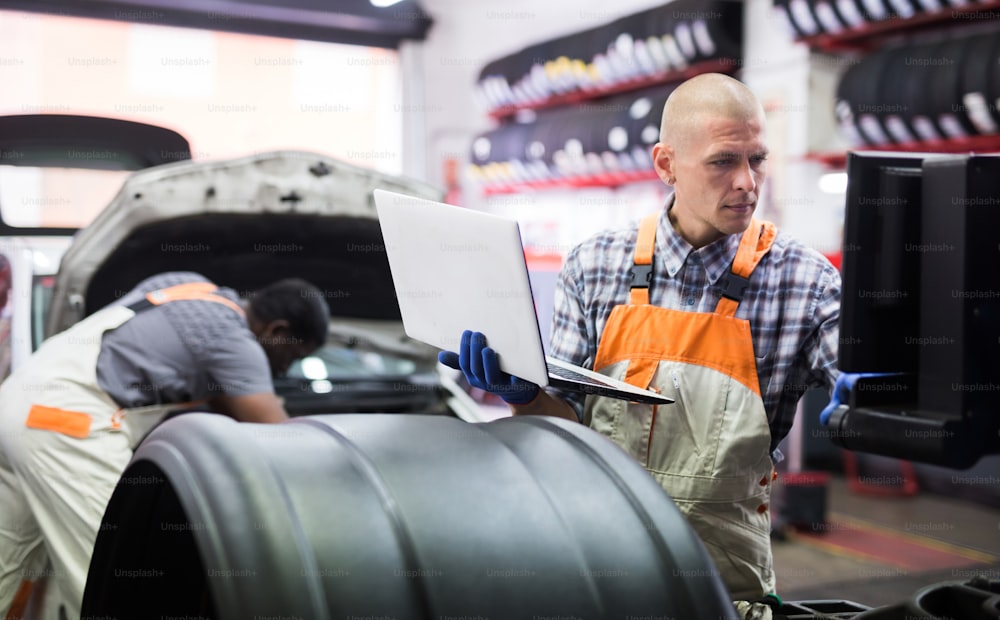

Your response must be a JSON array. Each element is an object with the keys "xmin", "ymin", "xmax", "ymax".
[{"xmin": 371, "ymin": 0, "xmax": 405, "ymax": 7}]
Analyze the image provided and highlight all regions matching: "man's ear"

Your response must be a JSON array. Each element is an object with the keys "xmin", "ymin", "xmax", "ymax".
[
  {"xmin": 261, "ymin": 319, "xmax": 291, "ymax": 341},
  {"xmin": 652, "ymin": 142, "xmax": 675, "ymax": 186}
]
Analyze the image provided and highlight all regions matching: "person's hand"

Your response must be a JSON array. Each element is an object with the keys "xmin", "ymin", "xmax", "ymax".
[
  {"xmin": 819, "ymin": 372, "xmax": 899, "ymax": 425},
  {"xmin": 437, "ymin": 330, "xmax": 540, "ymax": 405}
]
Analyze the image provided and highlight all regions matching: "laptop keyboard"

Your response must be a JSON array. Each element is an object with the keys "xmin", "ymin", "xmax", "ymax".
[{"xmin": 547, "ymin": 362, "xmax": 616, "ymax": 387}]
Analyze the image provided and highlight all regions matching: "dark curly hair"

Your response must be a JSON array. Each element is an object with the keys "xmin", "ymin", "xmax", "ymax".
[{"xmin": 248, "ymin": 278, "xmax": 330, "ymax": 346}]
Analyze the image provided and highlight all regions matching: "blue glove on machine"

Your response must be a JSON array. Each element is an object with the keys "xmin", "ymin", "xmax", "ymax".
[
  {"xmin": 437, "ymin": 330, "xmax": 540, "ymax": 405},
  {"xmin": 819, "ymin": 372, "xmax": 900, "ymax": 425}
]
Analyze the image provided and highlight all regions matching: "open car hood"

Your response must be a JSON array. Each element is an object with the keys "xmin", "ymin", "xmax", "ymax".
[{"xmin": 46, "ymin": 150, "xmax": 443, "ymax": 361}]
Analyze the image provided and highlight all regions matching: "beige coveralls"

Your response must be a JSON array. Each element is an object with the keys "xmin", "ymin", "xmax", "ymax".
[{"xmin": 0, "ymin": 282, "xmax": 243, "ymax": 620}]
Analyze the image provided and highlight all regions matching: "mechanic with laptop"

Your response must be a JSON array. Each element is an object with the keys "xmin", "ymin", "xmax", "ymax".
[
  {"xmin": 440, "ymin": 73, "xmax": 843, "ymax": 615},
  {"xmin": 0, "ymin": 271, "xmax": 329, "ymax": 620}
]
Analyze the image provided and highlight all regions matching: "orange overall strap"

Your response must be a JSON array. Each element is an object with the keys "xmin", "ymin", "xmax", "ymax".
[
  {"xmin": 715, "ymin": 218, "xmax": 777, "ymax": 317},
  {"xmin": 629, "ymin": 213, "xmax": 659, "ymax": 305},
  {"xmin": 4, "ymin": 579, "xmax": 33, "ymax": 620},
  {"xmin": 137, "ymin": 281, "xmax": 245, "ymax": 318}
]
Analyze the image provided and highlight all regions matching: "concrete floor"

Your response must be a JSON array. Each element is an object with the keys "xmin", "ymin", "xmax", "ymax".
[{"xmin": 771, "ymin": 475, "xmax": 1000, "ymax": 613}]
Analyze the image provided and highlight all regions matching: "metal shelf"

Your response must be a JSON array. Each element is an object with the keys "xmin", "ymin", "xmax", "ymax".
[
  {"xmin": 797, "ymin": 0, "xmax": 1000, "ymax": 53},
  {"xmin": 805, "ymin": 133, "xmax": 1000, "ymax": 169}
]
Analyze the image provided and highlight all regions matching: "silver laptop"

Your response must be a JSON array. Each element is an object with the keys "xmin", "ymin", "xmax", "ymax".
[{"xmin": 373, "ymin": 189, "xmax": 672, "ymax": 406}]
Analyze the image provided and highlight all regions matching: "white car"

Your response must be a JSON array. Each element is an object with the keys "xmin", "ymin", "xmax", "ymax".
[
  {"xmin": 45, "ymin": 149, "xmax": 486, "ymax": 423},
  {"xmin": 0, "ymin": 235, "xmax": 69, "ymax": 378}
]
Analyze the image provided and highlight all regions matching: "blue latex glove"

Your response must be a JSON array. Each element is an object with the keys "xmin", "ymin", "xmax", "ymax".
[
  {"xmin": 819, "ymin": 372, "xmax": 899, "ymax": 425},
  {"xmin": 437, "ymin": 330, "xmax": 540, "ymax": 405}
]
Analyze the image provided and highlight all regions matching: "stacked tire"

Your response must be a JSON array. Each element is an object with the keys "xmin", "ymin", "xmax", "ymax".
[
  {"xmin": 468, "ymin": 84, "xmax": 673, "ymax": 190},
  {"xmin": 772, "ymin": 0, "xmax": 995, "ymax": 39},
  {"xmin": 82, "ymin": 413, "xmax": 737, "ymax": 619},
  {"xmin": 476, "ymin": 0, "xmax": 743, "ymax": 114},
  {"xmin": 834, "ymin": 30, "xmax": 1000, "ymax": 147}
]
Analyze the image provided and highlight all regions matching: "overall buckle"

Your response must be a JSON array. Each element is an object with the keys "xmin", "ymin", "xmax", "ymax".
[
  {"xmin": 630, "ymin": 264, "xmax": 653, "ymax": 289},
  {"xmin": 719, "ymin": 272, "xmax": 751, "ymax": 302}
]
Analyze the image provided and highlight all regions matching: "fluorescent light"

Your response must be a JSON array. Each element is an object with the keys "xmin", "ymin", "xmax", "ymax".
[
  {"xmin": 818, "ymin": 172, "xmax": 848, "ymax": 194},
  {"xmin": 371, "ymin": 0, "xmax": 405, "ymax": 6}
]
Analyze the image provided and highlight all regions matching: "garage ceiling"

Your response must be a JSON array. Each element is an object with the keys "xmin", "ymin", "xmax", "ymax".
[{"xmin": 0, "ymin": 0, "xmax": 433, "ymax": 48}]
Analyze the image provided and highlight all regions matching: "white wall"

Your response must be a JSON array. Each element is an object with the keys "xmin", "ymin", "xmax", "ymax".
[
  {"xmin": 402, "ymin": 0, "xmax": 668, "ymax": 189},
  {"xmin": 403, "ymin": 0, "xmax": 847, "ymax": 256}
]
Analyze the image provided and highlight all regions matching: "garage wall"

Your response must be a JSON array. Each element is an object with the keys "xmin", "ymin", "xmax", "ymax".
[
  {"xmin": 402, "ymin": 0, "xmax": 667, "ymax": 185},
  {"xmin": 403, "ymin": 0, "xmax": 845, "ymax": 256},
  {"xmin": 403, "ymin": 0, "xmax": 844, "ymax": 465}
]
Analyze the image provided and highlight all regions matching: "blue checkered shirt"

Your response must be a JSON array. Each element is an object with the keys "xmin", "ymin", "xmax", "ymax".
[{"xmin": 548, "ymin": 205, "xmax": 841, "ymax": 451}]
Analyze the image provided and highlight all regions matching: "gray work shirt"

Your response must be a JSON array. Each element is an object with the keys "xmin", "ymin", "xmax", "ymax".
[{"xmin": 96, "ymin": 272, "xmax": 273, "ymax": 408}]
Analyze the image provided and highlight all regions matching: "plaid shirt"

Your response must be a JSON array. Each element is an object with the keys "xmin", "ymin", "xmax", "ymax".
[{"xmin": 549, "ymin": 205, "xmax": 841, "ymax": 452}]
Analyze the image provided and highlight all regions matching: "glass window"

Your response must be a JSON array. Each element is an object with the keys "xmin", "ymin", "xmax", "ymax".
[
  {"xmin": 0, "ymin": 9, "xmax": 403, "ymax": 230},
  {"xmin": 30, "ymin": 274, "xmax": 54, "ymax": 352}
]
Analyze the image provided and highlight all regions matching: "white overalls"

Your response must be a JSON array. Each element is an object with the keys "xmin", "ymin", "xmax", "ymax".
[
  {"xmin": 0, "ymin": 282, "xmax": 244, "ymax": 620},
  {"xmin": 586, "ymin": 213, "xmax": 778, "ymax": 600}
]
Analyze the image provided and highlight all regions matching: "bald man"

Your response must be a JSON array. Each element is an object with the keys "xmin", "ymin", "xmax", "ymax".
[{"xmin": 441, "ymin": 74, "xmax": 841, "ymax": 605}]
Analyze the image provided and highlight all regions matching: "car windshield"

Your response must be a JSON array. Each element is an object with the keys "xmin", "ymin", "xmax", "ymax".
[
  {"xmin": 287, "ymin": 345, "xmax": 421, "ymax": 383},
  {"xmin": 275, "ymin": 338, "xmax": 445, "ymax": 416}
]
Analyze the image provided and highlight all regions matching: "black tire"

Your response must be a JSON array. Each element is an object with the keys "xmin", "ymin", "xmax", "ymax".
[
  {"xmin": 900, "ymin": 40, "xmax": 951, "ymax": 143},
  {"xmin": 877, "ymin": 45, "xmax": 923, "ymax": 144},
  {"xmin": 82, "ymin": 413, "xmax": 737, "ymax": 620},
  {"xmin": 809, "ymin": 0, "xmax": 852, "ymax": 35},
  {"xmin": 836, "ymin": 46, "xmax": 896, "ymax": 146},
  {"xmin": 961, "ymin": 32, "xmax": 1000, "ymax": 136},
  {"xmin": 928, "ymin": 36, "xmax": 979, "ymax": 140},
  {"xmin": 987, "ymin": 31, "xmax": 1000, "ymax": 132}
]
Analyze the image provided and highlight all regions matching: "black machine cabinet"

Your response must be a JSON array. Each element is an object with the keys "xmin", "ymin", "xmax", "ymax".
[{"xmin": 831, "ymin": 152, "xmax": 1000, "ymax": 469}]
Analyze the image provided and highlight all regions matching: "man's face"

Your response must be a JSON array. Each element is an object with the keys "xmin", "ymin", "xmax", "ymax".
[
  {"xmin": 257, "ymin": 325, "xmax": 319, "ymax": 377},
  {"xmin": 266, "ymin": 340, "xmax": 318, "ymax": 378},
  {"xmin": 655, "ymin": 113, "xmax": 769, "ymax": 245}
]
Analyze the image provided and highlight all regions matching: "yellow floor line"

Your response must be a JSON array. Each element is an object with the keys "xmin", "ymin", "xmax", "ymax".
[
  {"xmin": 826, "ymin": 512, "xmax": 1000, "ymax": 564},
  {"xmin": 784, "ymin": 529, "xmax": 910, "ymax": 568}
]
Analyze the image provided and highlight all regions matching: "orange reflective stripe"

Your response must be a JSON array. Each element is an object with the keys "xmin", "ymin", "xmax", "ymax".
[
  {"xmin": 145, "ymin": 283, "xmax": 245, "ymax": 317},
  {"xmin": 25, "ymin": 405, "xmax": 92, "ymax": 438},
  {"xmin": 594, "ymin": 304, "xmax": 761, "ymax": 397},
  {"xmin": 629, "ymin": 213, "xmax": 659, "ymax": 306},
  {"xmin": 714, "ymin": 218, "xmax": 777, "ymax": 317}
]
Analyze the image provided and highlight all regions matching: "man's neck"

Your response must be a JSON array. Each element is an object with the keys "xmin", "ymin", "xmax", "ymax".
[{"xmin": 667, "ymin": 203, "xmax": 726, "ymax": 250}]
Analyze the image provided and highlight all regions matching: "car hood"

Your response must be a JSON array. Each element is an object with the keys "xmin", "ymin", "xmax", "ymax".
[{"xmin": 46, "ymin": 150, "xmax": 443, "ymax": 362}]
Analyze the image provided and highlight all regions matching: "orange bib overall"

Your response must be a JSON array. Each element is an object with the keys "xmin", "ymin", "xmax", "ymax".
[{"xmin": 587, "ymin": 214, "xmax": 778, "ymax": 599}]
